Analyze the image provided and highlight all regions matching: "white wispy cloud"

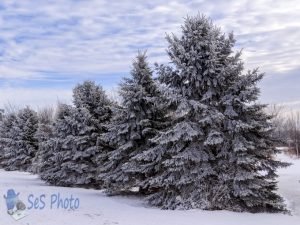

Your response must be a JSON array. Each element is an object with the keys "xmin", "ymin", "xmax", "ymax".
[
  {"xmin": 0, "ymin": 87, "xmax": 72, "ymax": 109},
  {"xmin": 0, "ymin": 0, "xmax": 299, "ymax": 107}
]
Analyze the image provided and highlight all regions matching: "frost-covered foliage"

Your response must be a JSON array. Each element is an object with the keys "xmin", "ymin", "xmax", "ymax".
[
  {"xmin": 32, "ymin": 107, "xmax": 54, "ymax": 174},
  {"xmin": 99, "ymin": 52, "xmax": 168, "ymax": 193},
  {"xmin": 40, "ymin": 81, "xmax": 112, "ymax": 188},
  {"xmin": 137, "ymin": 15, "xmax": 289, "ymax": 212},
  {"xmin": 73, "ymin": 81, "xmax": 112, "ymax": 119},
  {"xmin": 0, "ymin": 111, "xmax": 17, "ymax": 167},
  {"xmin": 0, "ymin": 109, "xmax": 4, "ymax": 121},
  {"xmin": 0, "ymin": 107, "xmax": 38, "ymax": 171},
  {"xmin": 39, "ymin": 103, "xmax": 72, "ymax": 184}
]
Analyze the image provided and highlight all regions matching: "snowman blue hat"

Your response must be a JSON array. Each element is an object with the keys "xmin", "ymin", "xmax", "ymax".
[{"xmin": 5, "ymin": 189, "xmax": 19, "ymax": 199}]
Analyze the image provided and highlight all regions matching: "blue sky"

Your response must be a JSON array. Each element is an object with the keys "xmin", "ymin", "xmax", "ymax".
[{"xmin": 0, "ymin": 0, "xmax": 299, "ymax": 109}]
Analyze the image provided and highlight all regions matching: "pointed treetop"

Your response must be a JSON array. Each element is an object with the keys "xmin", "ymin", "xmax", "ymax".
[
  {"xmin": 73, "ymin": 80, "xmax": 110, "ymax": 111},
  {"xmin": 130, "ymin": 51, "xmax": 153, "ymax": 85}
]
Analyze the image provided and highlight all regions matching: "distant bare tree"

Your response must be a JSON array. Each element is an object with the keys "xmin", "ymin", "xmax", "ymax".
[
  {"xmin": 106, "ymin": 87, "xmax": 121, "ymax": 104},
  {"xmin": 286, "ymin": 111, "xmax": 300, "ymax": 157},
  {"xmin": 266, "ymin": 104, "xmax": 286, "ymax": 141},
  {"xmin": 274, "ymin": 108, "xmax": 300, "ymax": 157},
  {"xmin": 3, "ymin": 101, "xmax": 19, "ymax": 114},
  {"xmin": 37, "ymin": 106, "xmax": 54, "ymax": 124}
]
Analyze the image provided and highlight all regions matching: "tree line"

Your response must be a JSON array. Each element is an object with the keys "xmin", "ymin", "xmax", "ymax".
[{"xmin": 0, "ymin": 15, "xmax": 290, "ymax": 213}]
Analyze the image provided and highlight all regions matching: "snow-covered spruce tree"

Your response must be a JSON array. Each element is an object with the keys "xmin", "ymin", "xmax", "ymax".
[
  {"xmin": 39, "ymin": 103, "xmax": 73, "ymax": 184},
  {"xmin": 1, "ymin": 106, "xmax": 39, "ymax": 171},
  {"xmin": 0, "ymin": 109, "xmax": 4, "ymax": 121},
  {"xmin": 99, "ymin": 52, "xmax": 168, "ymax": 193},
  {"xmin": 41, "ymin": 81, "xmax": 113, "ymax": 188},
  {"xmin": 32, "ymin": 107, "xmax": 54, "ymax": 174},
  {"xmin": 43, "ymin": 106, "xmax": 93, "ymax": 187},
  {"xmin": 73, "ymin": 80, "xmax": 113, "ymax": 122},
  {"xmin": 137, "ymin": 15, "xmax": 289, "ymax": 212},
  {"xmin": 0, "ymin": 111, "xmax": 17, "ymax": 168}
]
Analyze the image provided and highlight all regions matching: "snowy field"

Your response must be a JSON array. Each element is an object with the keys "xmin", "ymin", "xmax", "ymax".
[{"xmin": 0, "ymin": 153, "xmax": 299, "ymax": 225}]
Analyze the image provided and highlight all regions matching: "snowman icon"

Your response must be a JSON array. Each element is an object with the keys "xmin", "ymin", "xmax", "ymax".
[{"xmin": 3, "ymin": 189, "xmax": 26, "ymax": 215}]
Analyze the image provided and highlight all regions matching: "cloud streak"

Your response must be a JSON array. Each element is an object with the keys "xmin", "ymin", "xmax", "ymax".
[{"xmin": 0, "ymin": 0, "xmax": 299, "ymax": 107}]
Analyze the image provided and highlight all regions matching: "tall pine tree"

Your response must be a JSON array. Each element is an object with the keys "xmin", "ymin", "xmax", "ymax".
[
  {"xmin": 99, "ymin": 52, "xmax": 167, "ymax": 193},
  {"xmin": 0, "ymin": 109, "xmax": 4, "ymax": 121},
  {"xmin": 39, "ymin": 103, "xmax": 73, "ymax": 184},
  {"xmin": 32, "ymin": 107, "xmax": 54, "ymax": 174},
  {"xmin": 138, "ymin": 15, "xmax": 288, "ymax": 212},
  {"xmin": 0, "ymin": 111, "xmax": 17, "ymax": 168},
  {"xmin": 40, "ymin": 81, "xmax": 112, "ymax": 188}
]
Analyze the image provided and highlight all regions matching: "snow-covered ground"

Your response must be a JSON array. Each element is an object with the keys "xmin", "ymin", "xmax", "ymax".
[{"xmin": 0, "ymin": 153, "xmax": 299, "ymax": 225}]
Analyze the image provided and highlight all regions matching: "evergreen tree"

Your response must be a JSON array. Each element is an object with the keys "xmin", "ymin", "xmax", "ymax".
[
  {"xmin": 138, "ymin": 15, "xmax": 288, "ymax": 212},
  {"xmin": 99, "ymin": 52, "xmax": 167, "ymax": 193},
  {"xmin": 42, "ymin": 106, "xmax": 93, "ymax": 186},
  {"xmin": 32, "ymin": 107, "xmax": 54, "ymax": 174},
  {"xmin": 0, "ymin": 107, "xmax": 38, "ymax": 171},
  {"xmin": 40, "ymin": 81, "xmax": 112, "ymax": 188},
  {"xmin": 39, "ymin": 103, "xmax": 73, "ymax": 184},
  {"xmin": 73, "ymin": 80, "xmax": 112, "ymax": 121},
  {"xmin": 0, "ymin": 109, "xmax": 4, "ymax": 121},
  {"xmin": 0, "ymin": 111, "xmax": 17, "ymax": 168}
]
